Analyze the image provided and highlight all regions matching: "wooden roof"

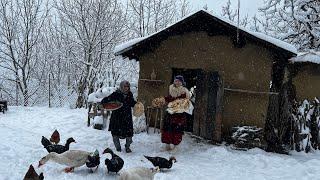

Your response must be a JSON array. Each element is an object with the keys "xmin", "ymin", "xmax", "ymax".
[{"xmin": 115, "ymin": 10, "xmax": 297, "ymax": 61}]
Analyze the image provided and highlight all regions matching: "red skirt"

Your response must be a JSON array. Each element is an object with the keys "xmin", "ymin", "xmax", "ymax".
[{"xmin": 161, "ymin": 113, "xmax": 187, "ymax": 145}]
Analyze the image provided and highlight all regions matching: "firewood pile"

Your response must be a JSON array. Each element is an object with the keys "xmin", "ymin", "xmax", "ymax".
[{"xmin": 231, "ymin": 126, "xmax": 264, "ymax": 150}]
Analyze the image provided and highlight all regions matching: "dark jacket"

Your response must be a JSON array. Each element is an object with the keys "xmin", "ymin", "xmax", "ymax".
[{"xmin": 101, "ymin": 90, "xmax": 136, "ymax": 138}]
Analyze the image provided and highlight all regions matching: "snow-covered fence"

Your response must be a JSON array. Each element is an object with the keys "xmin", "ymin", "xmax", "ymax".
[
  {"xmin": 0, "ymin": 77, "xmax": 77, "ymax": 108},
  {"xmin": 291, "ymin": 98, "xmax": 320, "ymax": 152},
  {"xmin": 0, "ymin": 77, "xmax": 139, "ymax": 108}
]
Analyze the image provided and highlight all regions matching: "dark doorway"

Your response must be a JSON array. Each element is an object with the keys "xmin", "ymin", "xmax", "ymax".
[{"xmin": 172, "ymin": 68, "xmax": 202, "ymax": 132}]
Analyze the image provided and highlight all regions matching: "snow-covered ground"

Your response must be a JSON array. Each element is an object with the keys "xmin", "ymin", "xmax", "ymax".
[{"xmin": 1, "ymin": 107, "xmax": 320, "ymax": 180}]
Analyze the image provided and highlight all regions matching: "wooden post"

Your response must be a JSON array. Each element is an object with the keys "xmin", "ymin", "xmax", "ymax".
[
  {"xmin": 48, "ymin": 74, "xmax": 51, "ymax": 108},
  {"xmin": 102, "ymin": 109, "xmax": 107, "ymax": 129},
  {"xmin": 214, "ymin": 78, "xmax": 224, "ymax": 142},
  {"xmin": 87, "ymin": 115, "xmax": 91, "ymax": 127},
  {"xmin": 193, "ymin": 69, "xmax": 206, "ymax": 136},
  {"xmin": 206, "ymin": 71, "xmax": 222, "ymax": 141},
  {"xmin": 15, "ymin": 77, "xmax": 18, "ymax": 106},
  {"xmin": 88, "ymin": 103, "xmax": 92, "ymax": 126},
  {"xmin": 154, "ymin": 108, "xmax": 159, "ymax": 133},
  {"xmin": 160, "ymin": 109, "xmax": 164, "ymax": 131},
  {"xmin": 146, "ymin": 107, "xmax": 152, "ymax": 133}
]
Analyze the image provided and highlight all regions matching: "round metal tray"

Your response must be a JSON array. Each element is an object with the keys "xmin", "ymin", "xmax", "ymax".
[{"xmin": 102, "ymin": 101, "xmax": 123, "ymax": 111}]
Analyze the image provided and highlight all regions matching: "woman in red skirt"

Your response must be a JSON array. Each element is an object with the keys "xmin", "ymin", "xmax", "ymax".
[{"xmin": 161, "ymin": 75, "xmax": 190, "ymax": 151}]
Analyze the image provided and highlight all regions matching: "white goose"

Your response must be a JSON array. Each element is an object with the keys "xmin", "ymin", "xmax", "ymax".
[
  {"xmin": 119, "ymin": 167, "xmax": 160, "ymax": 180},
  {"xmin": 38, "ymin": 150, "xmax": 91, "ymax": 173}
]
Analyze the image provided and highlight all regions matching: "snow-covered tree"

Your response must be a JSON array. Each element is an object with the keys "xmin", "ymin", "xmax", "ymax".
[
  {"xmin": 127, "ymin": 0, "xmax": 190, "ymax": 37},
  {"xmin": 220, "ymin": 0, "xmax": 249, "ymax": 28},
  {"xmin": 0, "ymin": 0, "xmax": 49, "ymax": 106},
  {"xmin": 54, "ymin": 0, "xmax": 128, "ymax": 108},
  {"xmin": 177, "ymin": 0, "xmax": 190, "ymax": 18},
  {"xmin": 259, "ymin": 0, "xmax": 320, "ymax": 51},
  {"xmin": 0, "ymin": 0, "xmax": 191, "ymax": 107},
  {"xmin": 291, "ymin": 98, "xmax": 320, "ymax": 152},
  {"xmin": 221, "ymin": 0, "xmax": 237, "ymax": 22},
  {"xmin": 38, "ymin": 17, "xmax": 77, "ymax": 107}
]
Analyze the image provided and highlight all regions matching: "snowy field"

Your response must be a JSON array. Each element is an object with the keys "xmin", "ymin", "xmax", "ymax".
[{"xmin": 1, "ymin": 107, "xmax": 320, "ymax": 180}]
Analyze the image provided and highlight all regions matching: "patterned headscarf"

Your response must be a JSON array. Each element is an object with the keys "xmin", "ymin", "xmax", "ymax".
[{"xmin": 174, "ymin": 75, "xmax": 186, "ymax": 86}]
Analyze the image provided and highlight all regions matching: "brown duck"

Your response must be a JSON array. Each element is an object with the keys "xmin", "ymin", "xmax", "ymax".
[
  {"xmin": 23, "ymin": 164, "xmax": 44, "ymax": 180},
  {"xmin": 50, "ymin": 129, "xmax": 60, "ymax": 144}
]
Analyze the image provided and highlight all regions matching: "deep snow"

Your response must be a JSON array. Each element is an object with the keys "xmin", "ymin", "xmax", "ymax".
[{"xmin": 1, "ymin": 106, "xmax": 320, "ymax": 180}]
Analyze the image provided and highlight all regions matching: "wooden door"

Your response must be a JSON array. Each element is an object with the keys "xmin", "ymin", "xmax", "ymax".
[
  {"xmin": 193, "ymin": 69, "xmax": 206, "ymax": 136},
  {"xmin": 206, "ymin": 71, "xmax": 223, "ymax": 142}
]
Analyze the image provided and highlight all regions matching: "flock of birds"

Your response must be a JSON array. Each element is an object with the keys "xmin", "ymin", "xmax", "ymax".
[{"xmin": 23, "ymin": 130, "xmax": 177, "ymax": 180}]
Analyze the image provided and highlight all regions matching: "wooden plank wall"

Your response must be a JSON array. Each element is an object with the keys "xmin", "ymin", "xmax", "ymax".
[
  {"xmin": 206, "ymin": 71, "xmax": 219, "ymax": 140},
  {"xmin": 193, "ymin": 70, "xmax": 206, "ymax": 136}
]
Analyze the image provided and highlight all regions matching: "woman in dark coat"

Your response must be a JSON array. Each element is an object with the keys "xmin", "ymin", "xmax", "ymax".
[
  {"xmin": 101, "ymin": 80, "xmax": 136, "ymax": 153},
  {"xmin": 161, "ymin": 75, "xmax": 190, "ymax": 151}
]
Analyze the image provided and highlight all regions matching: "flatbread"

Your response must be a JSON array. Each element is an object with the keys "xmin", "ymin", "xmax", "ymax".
[
  {"xmin": 152, "ymin": 97, "xmax": 166, "ymax": 108},
  {"xmin": 167, "ymin": 98, "xmax": 194, "ymax": 115},
  {"xmin": 133, "ymin": 102, "xmax": 144, "ymax": 117}
]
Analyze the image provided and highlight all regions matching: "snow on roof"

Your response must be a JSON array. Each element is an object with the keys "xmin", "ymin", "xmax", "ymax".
[
  {"xmin": 114, "ymin": 37, "xmax": 146, "ymax": 54},
  {"xmin": 239, "ymin": 29, "xmax": 297, "ymax": 54},
  {"xmin": 114, "ymin": 10, "xmax": 297, "ymax": 56},
  {"xmin": 289, "ymin": 51, "xmax": 320, "ymax": 64},
  {"xmin": 206, "ymin": 11, "xmax": 297, "ymax": 54}
]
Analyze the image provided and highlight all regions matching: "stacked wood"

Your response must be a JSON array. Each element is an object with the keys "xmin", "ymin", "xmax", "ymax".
[{"xmin": 231, "ymin": 126, "xmax": 264, "ymax": 150}]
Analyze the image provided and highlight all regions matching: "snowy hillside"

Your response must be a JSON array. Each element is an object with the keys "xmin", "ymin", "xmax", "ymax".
[{"xmin": 1, "ymin": 107, "xmax": 320, "ymax": 180}]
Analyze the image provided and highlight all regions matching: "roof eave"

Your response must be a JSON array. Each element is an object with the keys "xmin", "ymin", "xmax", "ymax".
[{"xmin": 115, "ymin": 10, "xmax": 297, "ymax": 59}]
